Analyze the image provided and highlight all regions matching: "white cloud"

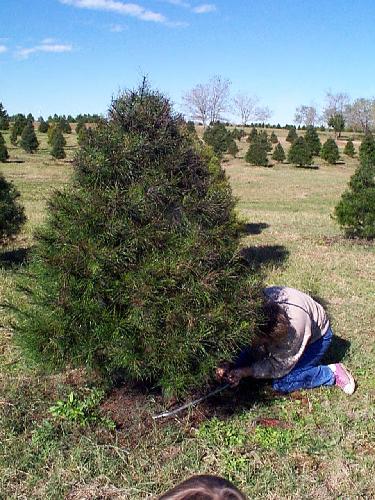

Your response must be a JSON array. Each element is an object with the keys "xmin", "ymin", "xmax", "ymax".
[
  {"xmin": 41, "ymin": 38, "xmax": 57, "ymax": 44},
  {"xmin": 60, "ymin": 0, "xmax": 167, "ymax": 23},
  {"xmin": 0, "ymin": 45, "xmax": 7, "ymax": 54},
  {"xmin": 16, "ymin": 42, "xmax": 73, "ymax": 59},
  {"xmin": 162, "ymin": 0, "xmax": 191, "ymax": 7},
  {"xmin": 192, "ymin": 3, "xmax": 216, "ymax": 14}
]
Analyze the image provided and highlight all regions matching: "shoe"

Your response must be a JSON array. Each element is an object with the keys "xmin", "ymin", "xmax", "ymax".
[{"xmin": 329, "ymin": 363, "xmax": 356, "ymax": 395}]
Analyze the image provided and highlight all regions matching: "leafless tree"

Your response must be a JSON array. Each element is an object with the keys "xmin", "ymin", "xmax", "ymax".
[
  {"xmin": 346, "ymin": 98, "xmax": 375, "ymax": 132},
  {"xmin": 232, "ymin": 92, "xmax": 259, "ymax": 126},
  {"xmin": 208, "ymin": 75, "xmax": 231, "ymax": 123},
  {"xmin": 182, "ymin": 83, "xmax": 211, "ymax": 127},
  {"xmin": 182, "ymin": 75, "xmax": 231, "ymax": 126},
  {"xmin": 255, "ymin": 106, "xmax": 272, "ymax": 124},
  {"xmin": 294, "ymin": 105, "xmax": 319, "ymax": 126},
  {"xmin": 322, "ymin": 91, "xmax": 350, "ymax": 124}
]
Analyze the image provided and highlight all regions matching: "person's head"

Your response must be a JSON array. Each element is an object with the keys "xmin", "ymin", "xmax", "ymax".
[
  {"xmin": 258, "ymin": 300, "xmax": 289, "ymax": 343},
  {"xmin": 159, "ymin": 475, "xmax": 247, "ymax": 500}
]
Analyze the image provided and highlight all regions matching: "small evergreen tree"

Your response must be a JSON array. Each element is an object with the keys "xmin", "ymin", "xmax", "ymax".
[
  {"xmin": 231, "ymin": 128, "xmax": 245, "ymax": 141},
  {"xmin": 257, "ymin": 130, "xmax": 272, "ymax": 152},
  {"xmin": 59, "ymin": 117, "xmax": 72, "ymax": 134},
  {"xmin": 344, "ymin": 140, "xmax": 355, "ymax": 157},
  {"xmin": 247, "ymin": 127, "xmax": 258, "ymax": 143},
  {"xmin": 38, "ymin": 118, "xmax": 49, "ymax": 133},
  {"xmin": 0, "ymin": 103, "xmax": 10, "ymax": 130},
  {"xmin": 304, "ymin": 126, "xmax": 321, "ymax": 155},
  {"xmin": 185, "ymin": 121, "xmax": 196, "ymax": 135},
  {"xmin": 50, "ymin": 129, "xmax": 66, "ymax": 159},
  {"xmin": 321, "ymin": 138, "xmax": 339, "ymax": 164},
  {"xmin": 288, "ymin": 137, "xmax": 312, "ymax": 166},
  {"xmin": 77, "ymin": 125, "xmax": 89, "ymax": 146},
  {"xmin": 272, "ymin": 143, "xmax": 286, "ymax": 163},
  {"xmin": 20, "ymin": 123, "xmax": 39, "ymax": 153},
  {"xmin": 0, "ymin": 132, "xmax": 9, "ymax": 162},
  {"xmin": 13, "ymin": 114, "xmax": 28, "ymax": 136},
  {"xmin": 227, "ymin": 140, "xmax": 239, "ymax": 157},
  {"xmin": 286, "ymin": 127, "xmax": 298, "ymax": 143},
  {"xmin": 203, "ymin": 122, "xmax": 232, "ymax": 157},
  {"xmin": 359, "ymin": 133, "xmax": 375, "ymax": 164},
  {"xmin": 10, "ymin": 126, "xmax": 18, "ymax": 146},
  {"xmin": 14, "ymin": 83, "xmax": 263, "ymax": 398},
  {"xmin": 335, "ymin": 159, "xmax": 375, "ymax": 238},
  {"xmin": 48, "ymin": 124, "xmax": 65, "ymax": 146},
  {"xmin": 328, "ymin": 113, "xmax": 345, "ymax": 138},
  {"xmin": 245, "ymin": 140, "xmax": 268, "ymax": 166},
  {"xmin": 270, "ymin": 131, "xmax": 278, "ymax": 144},
  {"xmin": 0, "ymin": 173, "xmax": 26, "ymax": 243}
]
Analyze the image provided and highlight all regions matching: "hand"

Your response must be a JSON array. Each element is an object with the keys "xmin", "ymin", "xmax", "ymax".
[
  {"xmin": 226, "ymin": 368, "xmax": 243, "ymax": 387},
  {"xmin": 215, "ymin": 362, "xmax": 231, "ymax": 382}
]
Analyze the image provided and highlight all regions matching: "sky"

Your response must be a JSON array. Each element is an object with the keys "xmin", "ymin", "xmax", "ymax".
[{"xmin": 1, "ymin": 0, "xmax": 375, "ymax": 123}]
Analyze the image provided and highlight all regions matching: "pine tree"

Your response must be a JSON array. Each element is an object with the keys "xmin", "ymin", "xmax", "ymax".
[
  {"xmin": 0, "ymin": 103, "xmax": 10, "ymax": 130},
  {"xmin": 258, "ymin": 130, "xmax": 272, "ymax": 151},
  {"xmin": 50, "ymin": 129, "xmax": 66, "ymax": 159},
  {"xmin": 245, "ymin": 139, "xmax": 268, "ymax": 166},
  {"xmin": 321, "ymin": 138, "xmax": 339, "ymax": 164},
  {"xmin": 335, "ymin": 159, "xmax": 375, "ymax": 238},
  {"xmin": 227, "ymin": 140, "xmax": 239, "ymax": 157},
  {"xmin": 38, "ymin": 119, "xmax": 49, "ymax": 133},
  {"xmin": 247, "ymin": 127, "xmax": 258, "ymax": 143},
  {"xmin": 0, "ymin": 132, "xmax": 9, "ymax": 162},
  {"xmin": 10, "ymin": 126, "xmax": 18, "ymax": 146},
  {"xmin": 0, "ymin": 173, "xmax": 26, "ymax": 243},
  {"xmin": 270, "ymin": 131, "xmax": 278, "ymax": 144},
  {"xmin": 272, "ymin": 143, "xmax": 286, "ymax": 163},
  {"xmin": 288, "ymin": 137, "xmax": 312, "ymax": 166},
  {"xmin": 304, "ymin": 126, "xmax": 321, "ymax": 155},
  {"xmin": 328, "ymin": 113, "xmax": 345, "ymax": 138},
  {"xmin": 14, "ymin": 82, "xmax": 262, "ymax": 397},
  {"xmin": 48, "ymin": 124, "xmax": 66, "ymax": 146},
  {"xmin": 20, "ymin": 123, "xmax": 39, "ymax": 153},
  {"xmin": 203, "ymin": 122, "xmax": 233, "ymax": 157},
  {"xmin": 344, "ymin": 140, "xmax": 355, "ymax": 157},
  {"xmin": 13, "ymin": 114, "xmax": 28, "ymax": 136},
  {"xmin": 359, "ymin": 133, "xmax": 375, "ymax": 164},
  {"xmin": 77, "ymin": 126, "xmax": 89, "ymax": 146},
  {"xmin": 286, "ymin": 127, "xmax": 298, "ymax": 143}
]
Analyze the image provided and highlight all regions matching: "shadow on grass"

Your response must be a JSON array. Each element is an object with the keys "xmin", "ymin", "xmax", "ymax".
[
  {"xmin": 0, "ymin": 247, "xmax": 32, "ymax": 269},
  {"xmin": 240, "ymin": 244, "xmax": 289, "ymax": 271},
  {"xmin": 323, "ymin": 334, "xmax": 351, "ymax": 365},
  {"xmin": 243, "ymin": 222, "xmax": 269, "ymax": 235}
]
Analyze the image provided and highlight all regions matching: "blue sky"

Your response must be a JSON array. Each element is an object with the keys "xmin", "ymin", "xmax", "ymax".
[{"xmin": 1, "ymin": 0, "xmax": 375, "ymax": 123}]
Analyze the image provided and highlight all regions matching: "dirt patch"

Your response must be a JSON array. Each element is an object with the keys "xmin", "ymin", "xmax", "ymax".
[{"xmin": 65, "ymin": 479, "xmax": 128, "ymax": 500}]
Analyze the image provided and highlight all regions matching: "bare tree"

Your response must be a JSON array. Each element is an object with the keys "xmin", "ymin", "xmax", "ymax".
[
  {"xmin": 294, "ymin": 105, "xmax": 318, "ymax": 126},
  {"xmin": 232, "ymin": 92, "xmax": 259, "ymax": 126},
  {"xmin": 255, "ymin": 106, "xmax": 272, "ymax": 124},
  {"xmin": 182, "ymin": 83, "xmax": 211, "ymax": 126},
  {"xmin": 322, "ymin": 91, "xmax": 350, "ymax": 124},
  {"xmin": 208, "ymin": 75, "xmax": 231, "ymax": 123},
  {"xmin": 182, "ymin": 75, "xmax": 231, "ymax": 126},
  {"xmin": 346, "ymin": 98, "xmax": 375, "ymax": 132}
]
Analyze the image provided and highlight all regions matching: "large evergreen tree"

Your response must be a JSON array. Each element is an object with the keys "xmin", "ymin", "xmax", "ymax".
[
  {"xmin": 20, "ymin": 123, "xmax": 39, "ymax": 153},
  {"xmin": 14, "ymin": 83, "xmax": 262, "ymax": 397},
  {"xmin": 320, "ymin": 138, "xmax": 339, "ymax": 164},
  {"xmin": 335, "ymin": 158, "xmax": 375, "ymax": 238},
  {"xmin": 203, "ymin": 122, "xmax": 235, "ymax": 157},
  {"xmin": 288, "ymin": 137, "xmax": 312, "ymax": 166},
  {"xmin": 0, "ymin": 103, "xmax": 10, "ymax": 130},
  {"xmin": 304, "ymin": 126, "xmax": 321, "ymax": 155},
  {"xmin": 272, "ymin": 143, "xmax": 286, "ymax": 163},
  {"xmin": 0, "ymin": 173, "xmax": 26, "ymax": 243},
  {"xmin": 0, "ymin": 132, "xmax": 9, "ymax": 162},
  {"xmin": 245, "ymin": 139, "xmax": 268, "ymax": 166}
]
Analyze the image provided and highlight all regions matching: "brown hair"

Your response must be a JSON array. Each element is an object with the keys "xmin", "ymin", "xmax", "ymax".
[
  {"xmin": 258, "ymin": 300, "xmax": 289, "ymax": 341},
  {"xmin": 159, "ymin": 475, "xmax": 247, "ymax": 500}
]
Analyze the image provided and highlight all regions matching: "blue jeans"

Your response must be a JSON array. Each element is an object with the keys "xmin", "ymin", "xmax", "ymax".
[{"xmin": 272, "ymin": 327, "xmax": 335, "ymax": 393}]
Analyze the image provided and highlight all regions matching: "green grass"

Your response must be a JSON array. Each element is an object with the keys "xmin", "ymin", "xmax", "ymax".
[{"xmin": 0, "ymin": 128, "xmax": 374, "ymax": 499}]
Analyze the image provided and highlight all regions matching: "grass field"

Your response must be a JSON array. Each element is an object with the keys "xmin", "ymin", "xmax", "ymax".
[{"xmin": 0, "ymin": 128, "xmax": 374, "ymax": 499}]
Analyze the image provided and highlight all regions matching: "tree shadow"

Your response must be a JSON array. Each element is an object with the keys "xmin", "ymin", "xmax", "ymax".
[
  {"xmin": 240, "ymin": 245, "xmax": 289, "ymax": 271},
  {"xmin": 0, "ymin": 247, "xmax": 32, "ymax": 269},
  {"xmin": 243, "ymin": 222, "xmax": 269, "ymax": 235}
]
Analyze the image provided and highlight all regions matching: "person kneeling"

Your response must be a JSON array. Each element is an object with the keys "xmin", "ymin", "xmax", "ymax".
[{"xmin": 217, "ymin": 286, "xmax": 355, "ymax": 395}]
